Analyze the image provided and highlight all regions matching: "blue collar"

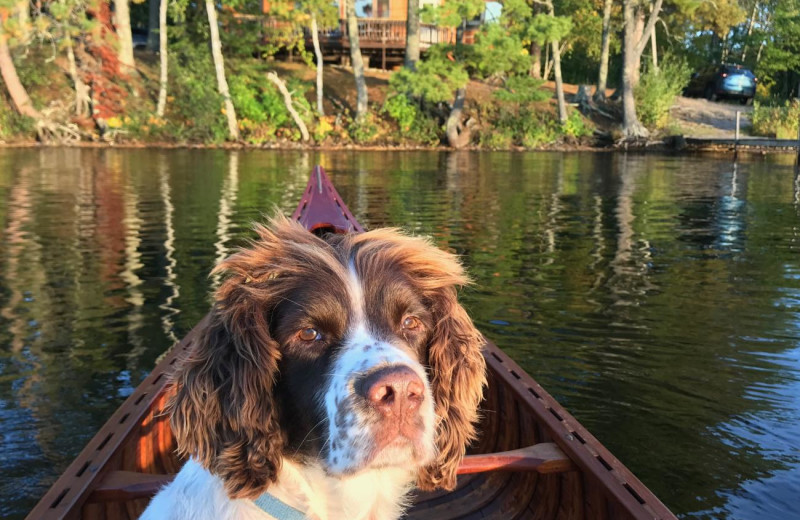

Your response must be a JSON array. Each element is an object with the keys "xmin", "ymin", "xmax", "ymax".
[{"xmin": 253, "ymin": 491, "xmax": 308, "ymax": 520}]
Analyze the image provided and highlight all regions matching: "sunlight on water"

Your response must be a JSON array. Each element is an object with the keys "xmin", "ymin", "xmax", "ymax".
[{"xmin": 0, "ymin": 149, "xmax": 799, "ymax": 519}]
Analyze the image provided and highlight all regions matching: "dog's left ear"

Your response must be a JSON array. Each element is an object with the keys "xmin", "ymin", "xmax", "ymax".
[{"xmin": 413, "ymin": 251, "xmax": 487, "ymax": 491}]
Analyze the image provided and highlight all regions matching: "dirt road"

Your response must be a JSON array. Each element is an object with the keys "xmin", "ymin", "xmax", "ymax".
[{"xmin": 670, "ymin": 96, "xmax": 753, "ymax": 138}]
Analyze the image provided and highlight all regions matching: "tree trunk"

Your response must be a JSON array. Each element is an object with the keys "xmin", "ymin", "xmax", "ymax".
[
  {"xmin": 267, "ymin": 72, "xmax": 310, "ymax": 142},
  {"xmin": 113, "ymin": 0, "xmax": 135, "ymax": 69},
  {"xmin": 650, "ymin": 13, "xmax": 658, "ymax": 71},
  {"xmin": 595, "ymin": 0, "xmax": 612, "ymax": 101},
  {"xmin": 622, "ymin": 0, "xmax": 647, "ymax": 139},
  {"xmin": 311, "ymin": 14, "xmax": 325, "ymax": 116},
  {"xmin": 546, "ymin": 2, "xmax": 567, "ymax": 125},
  {"xmin": 405, "ymin": 0, "xmax": 420, "ymax": 69},
  {"xmin": 741, "ymin": 0, "xmax": 759, "ymax": 62},
  {"xmin": 205, "ymin": 0, "xmax": 239, "ymax": 140},
  {"xmin": 445, "ymin": 87, "xmax": 467, "ymax": 148},
  {"xmin": 631, "ymin": 5, "xmax": 644, "ymax": 87},
  {"xmin": 530, "ymin": 42, "xmax": 542, "ymax": 79},
  {"xmin": 147, "ymin": 0, "xmax": 160, "ymax": 51},
  {"xmin": 156, "ymin": 0, "xmax": 168, "ymax": 117},
  {"xmin": 65, "ymin": 36, "xmax": 90, "ymax": 117},
  {"xmin": 346, "ymin": 0, "xmax": 368, "ymax": 119},
  {"xmin": 0, "ymin": 25, "xmax": 40, "ymax": 119},
  {"xmin": 543, "ymin": 42, "xmax": 553, "ymax": 81},
  {"xmin": 621, "ymin": 0, "xmax": 662, "ymax": 139}
]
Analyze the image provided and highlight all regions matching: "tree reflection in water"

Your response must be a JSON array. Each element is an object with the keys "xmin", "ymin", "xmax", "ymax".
[{"xmin": 0, "ymin": 149, "xmax": 799, "ymax": 520}]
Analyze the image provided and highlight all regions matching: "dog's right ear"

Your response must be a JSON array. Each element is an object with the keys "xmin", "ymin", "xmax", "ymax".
[{"xmin": 169, "ymin": 215, "xmax": 324, "ymax": 499}]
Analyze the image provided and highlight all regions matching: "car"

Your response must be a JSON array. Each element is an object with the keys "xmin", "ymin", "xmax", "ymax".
[
  {"xmin": 684, "ymin": 64, "xmax": 757, "ymax": 105},
  {"xmin": 132, "ymin": 28, "xmax": 149, "ymax": 50}
]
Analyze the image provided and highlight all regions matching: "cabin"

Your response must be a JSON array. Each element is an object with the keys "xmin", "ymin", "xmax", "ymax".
[{"xmin": 261, "ymin": 0, "xmax": 488, "ymax": 69}]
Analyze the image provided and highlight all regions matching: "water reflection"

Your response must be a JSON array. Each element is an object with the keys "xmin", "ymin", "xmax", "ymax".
[{"xmin": 0, "ymin": 150, "xmax": 799, "ymax": 520}]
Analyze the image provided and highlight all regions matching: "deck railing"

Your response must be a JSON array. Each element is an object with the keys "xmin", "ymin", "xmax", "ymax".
[{"xmin": 312, "ymin": 19, "xmax": 455, "ymax": 48}]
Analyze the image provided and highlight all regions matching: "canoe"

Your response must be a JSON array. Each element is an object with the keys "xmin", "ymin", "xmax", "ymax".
[{"xmin": 27, "ymin": 166, "xmax": 677, "ymax": 520}]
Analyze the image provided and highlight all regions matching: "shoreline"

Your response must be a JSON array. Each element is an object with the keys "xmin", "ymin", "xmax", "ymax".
[{"xmin": 0, "ymin": 136, "xmax": 797, "ymax": 155}]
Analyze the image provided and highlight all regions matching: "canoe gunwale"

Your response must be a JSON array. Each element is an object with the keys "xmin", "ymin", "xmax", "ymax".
[
  {"xmin": 482, "ymin": 339, "xmax": 676, "ymax": 519},
  {"xmin": 26, "ymin": 165, "xmax": 677, "ymax": 520},
  {"xmin": 24, "ymin": 316, "xmax": 209, "ymax": 520}
]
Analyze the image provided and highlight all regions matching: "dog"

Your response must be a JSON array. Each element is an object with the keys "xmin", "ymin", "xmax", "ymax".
[{"xmin": 142, "ymin": 215, "xmax": 486, "ymax": 520}]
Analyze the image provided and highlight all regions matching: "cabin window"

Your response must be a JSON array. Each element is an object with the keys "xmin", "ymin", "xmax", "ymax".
[{"xmin": 376, "ymin": 0, "xmax": 390, "ymax": 18}]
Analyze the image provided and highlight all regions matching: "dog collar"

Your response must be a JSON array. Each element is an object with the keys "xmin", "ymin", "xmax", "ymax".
[{"xmin": 253, "ymin": 491, "xmax": 308, "ymax": 520}]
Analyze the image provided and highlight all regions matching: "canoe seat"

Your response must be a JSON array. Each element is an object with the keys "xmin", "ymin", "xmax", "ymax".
[{"xmin": 87, "ymin": 442, "xmax": 574, "ymax": 503}]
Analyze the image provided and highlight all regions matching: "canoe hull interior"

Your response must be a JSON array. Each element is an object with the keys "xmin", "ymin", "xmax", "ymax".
[{"xmin": 27, "ymin": 167, "xmax": 674, "ymax": 520}]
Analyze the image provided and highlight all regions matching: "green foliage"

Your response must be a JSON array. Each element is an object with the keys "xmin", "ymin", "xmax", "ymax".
[
  {"xmin": 756, "ymin": 0, "xmax": 800, "ymax": 99},
  {"xmin": 480, "ymin": 128, "xmax": 515, "ymax": 149},
  {"xmin": 751, "ymin": 100, "xmax": 800, "ymax": 139},
  {"xmin": 421, "ymin": 0, "xmax": 485, "ymax": 28},
  {"xmin": 390, "ymin": 48, "xmax": 469, "ymax": 104},
  {"xmin": 634, "ymin": 59, "xmax": 691, "ymax": 129},
  {"xmin": 0, "ymin": 100, "xmax": 35, "ymax": 138},
  {"xmin": 159, "ymin": 39, "xmax": 228, "ymax": 143},
  {"xmin": 524, "ymin": 13, "xmax": 573, "ymax": 47},
  {"xmin": 381, "ymin": 95, "xmax": 440, "ymax": 145},
  {"xmin": 562, "ymin": 109, "xmax": 592, "ymax": 138},
  {"xmin": 471, "ymin": 24, "xmax": 529, "ymax": 79},
  {"xmin": 348, "ymin": 114, "xmax": 380, "ymax": 144}
]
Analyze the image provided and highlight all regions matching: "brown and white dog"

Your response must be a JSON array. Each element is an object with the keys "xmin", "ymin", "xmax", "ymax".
[{"xmin": 142, "ymin": 215, "xmax": 486, "ymax": 520}]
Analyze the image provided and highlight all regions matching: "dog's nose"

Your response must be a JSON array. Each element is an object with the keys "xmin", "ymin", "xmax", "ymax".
[{"xmin": 358, "ymin": 365, "xmax": 424, "ymax": 417}]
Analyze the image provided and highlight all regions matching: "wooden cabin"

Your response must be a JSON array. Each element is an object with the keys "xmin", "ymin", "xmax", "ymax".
[{"xmin": 260, "ymin": 0, "xmax": 486, "ymax": 69}]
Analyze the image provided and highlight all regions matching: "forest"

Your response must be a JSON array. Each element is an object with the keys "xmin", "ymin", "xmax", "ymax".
[{"xmin": 0, "ymin": 0, "xmax": 798, "ymax": 147}]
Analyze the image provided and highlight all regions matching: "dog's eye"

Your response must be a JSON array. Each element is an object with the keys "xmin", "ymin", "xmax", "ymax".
[
  {"xmin": 298, "ymin": 328, "xmax": 322, "ymax": 342},
  {"xmin": 402, "ymin": 316, "xmax": 421, "ymax": 330}
]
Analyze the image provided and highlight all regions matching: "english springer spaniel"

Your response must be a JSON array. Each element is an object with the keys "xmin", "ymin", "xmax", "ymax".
[{"xmin": 142, "ymin": 215, "xmax": 486, "ymax": 520}]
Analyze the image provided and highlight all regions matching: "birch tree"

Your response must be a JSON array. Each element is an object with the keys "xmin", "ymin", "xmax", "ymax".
[
  {"xmin": 113, "ymin": 0, "xmax": 135, "ymax": 69},
  {"xmin": 156, "ymin": 0, "xmax": 168, "ymax": 117},
  {"xmin": 345, "ymin": 0, "xmax": 368, "ymax": 120},
  {"xmin": 205, "ymin": 0, "xmax": 239, "ymax": 140},
  {"xmin": 0, "ymin": 17, "xmax": 40, "ymax": 119}
]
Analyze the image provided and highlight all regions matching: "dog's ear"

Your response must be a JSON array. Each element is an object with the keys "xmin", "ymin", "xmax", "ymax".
[
  {"xmin": 169, "ymin": 216, "xmax": 327, "ymax": 499},
  {"xmin": 416, "ymin": 281, "xmax": 486, "ymax": 491}
]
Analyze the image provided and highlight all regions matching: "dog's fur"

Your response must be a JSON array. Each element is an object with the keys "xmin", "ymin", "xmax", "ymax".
[{"xmin": 142, "ymin": 215, "xmax": 486, "ymax": 520}]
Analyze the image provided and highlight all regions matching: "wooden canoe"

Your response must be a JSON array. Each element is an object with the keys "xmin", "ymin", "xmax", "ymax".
[{"xmin": 27, "ymin": 166, "xmax": 677, "ymax": 520}]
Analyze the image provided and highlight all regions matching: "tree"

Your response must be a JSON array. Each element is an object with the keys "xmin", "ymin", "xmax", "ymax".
[
  {"xmin": 595, "ymin": 0, "xmax": 613, "ymax": 101},
  {"xmin": 621, "ymin": 0, "xmax": 662, "ymax": 139},
  {"xmin": 302, "ymin": 0, "xmax": 337, "ymax": 116},
  {"xmin": 113, "ymin": 0, "xmax": 135, "ymax": 69},
  {"xmin": 205, "ymin": 0, "xmax": 239, "ymax": 139},
  {"xmin": 345, "ymin": 0, "xmax": 368, "ymax": 120},
  {"xmin": 405, "ymin": 0, "xmax": 420, "ymax": 69},
  {"xmin": 422, "ymin": 0, "xmax": 484, "ymax": 147},
  {"xmin": 156, "ymin": 0, "xmax": 168, "ymax": 117},
  {"xmin": 0, "ymin": 17, "xmax": 40, "ymax": 119},
  {"xmin": 536, "ymin": 0, "xmax": 568, "ymax": 124}
]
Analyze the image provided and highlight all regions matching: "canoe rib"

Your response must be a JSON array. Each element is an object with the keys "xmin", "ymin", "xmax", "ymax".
[{"xmin": 26, "ymin": 166, "xmax": 677, "ymax": 520}]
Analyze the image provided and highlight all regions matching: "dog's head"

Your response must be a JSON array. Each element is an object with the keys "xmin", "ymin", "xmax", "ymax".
[{"xmin": 169, "ymin": 215, "xmax": 486, "ymax": 498}]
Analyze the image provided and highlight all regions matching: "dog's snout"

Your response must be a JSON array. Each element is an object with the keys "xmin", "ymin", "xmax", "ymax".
[{"xmin": 358, "ymin": 366, "xmax": 424, "ymax": 417}]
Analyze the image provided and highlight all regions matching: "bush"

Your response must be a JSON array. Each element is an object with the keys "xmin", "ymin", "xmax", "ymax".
[
  {"xmin": 635, "ymin": 59, "xmax": 691, "ymax": 129},
  {"xmin": 751, "ymin": 100, "xmax": 800, "ymax": 139},
  {"xmin": 381, "ymin": 95, "xmax": 440, "ymax": 145},
  {"xmin": 0, "ymin": 102, "xmax": 35, "ymax": 139},
  {"xmin": 563, "ymin": 109, "xmax": 593, "ymax": 138}
]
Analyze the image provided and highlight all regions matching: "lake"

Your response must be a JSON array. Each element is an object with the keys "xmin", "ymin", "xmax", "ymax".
[{"xmin": 1, "ymin": 148, "xmax": 798, "ymax": 519}]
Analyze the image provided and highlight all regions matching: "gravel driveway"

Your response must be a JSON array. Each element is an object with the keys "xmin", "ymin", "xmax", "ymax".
[{"xmin": 670, "ymin": 96, "xmax": 753, "ymax": 138}]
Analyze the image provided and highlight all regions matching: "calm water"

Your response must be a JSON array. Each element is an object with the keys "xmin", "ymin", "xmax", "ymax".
[{"xmin": 1, "ymin": 149, "xmax": 799, "ymax": 519}]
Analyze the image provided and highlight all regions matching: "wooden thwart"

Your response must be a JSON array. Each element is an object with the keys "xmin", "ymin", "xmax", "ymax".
[
  {"xmin": 88, "ymin": 443, "xmax": 573, "ymax": 503},
  {"xmin": 457, "ymin": 442, "xmax": 575, "ymax": 475}
]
